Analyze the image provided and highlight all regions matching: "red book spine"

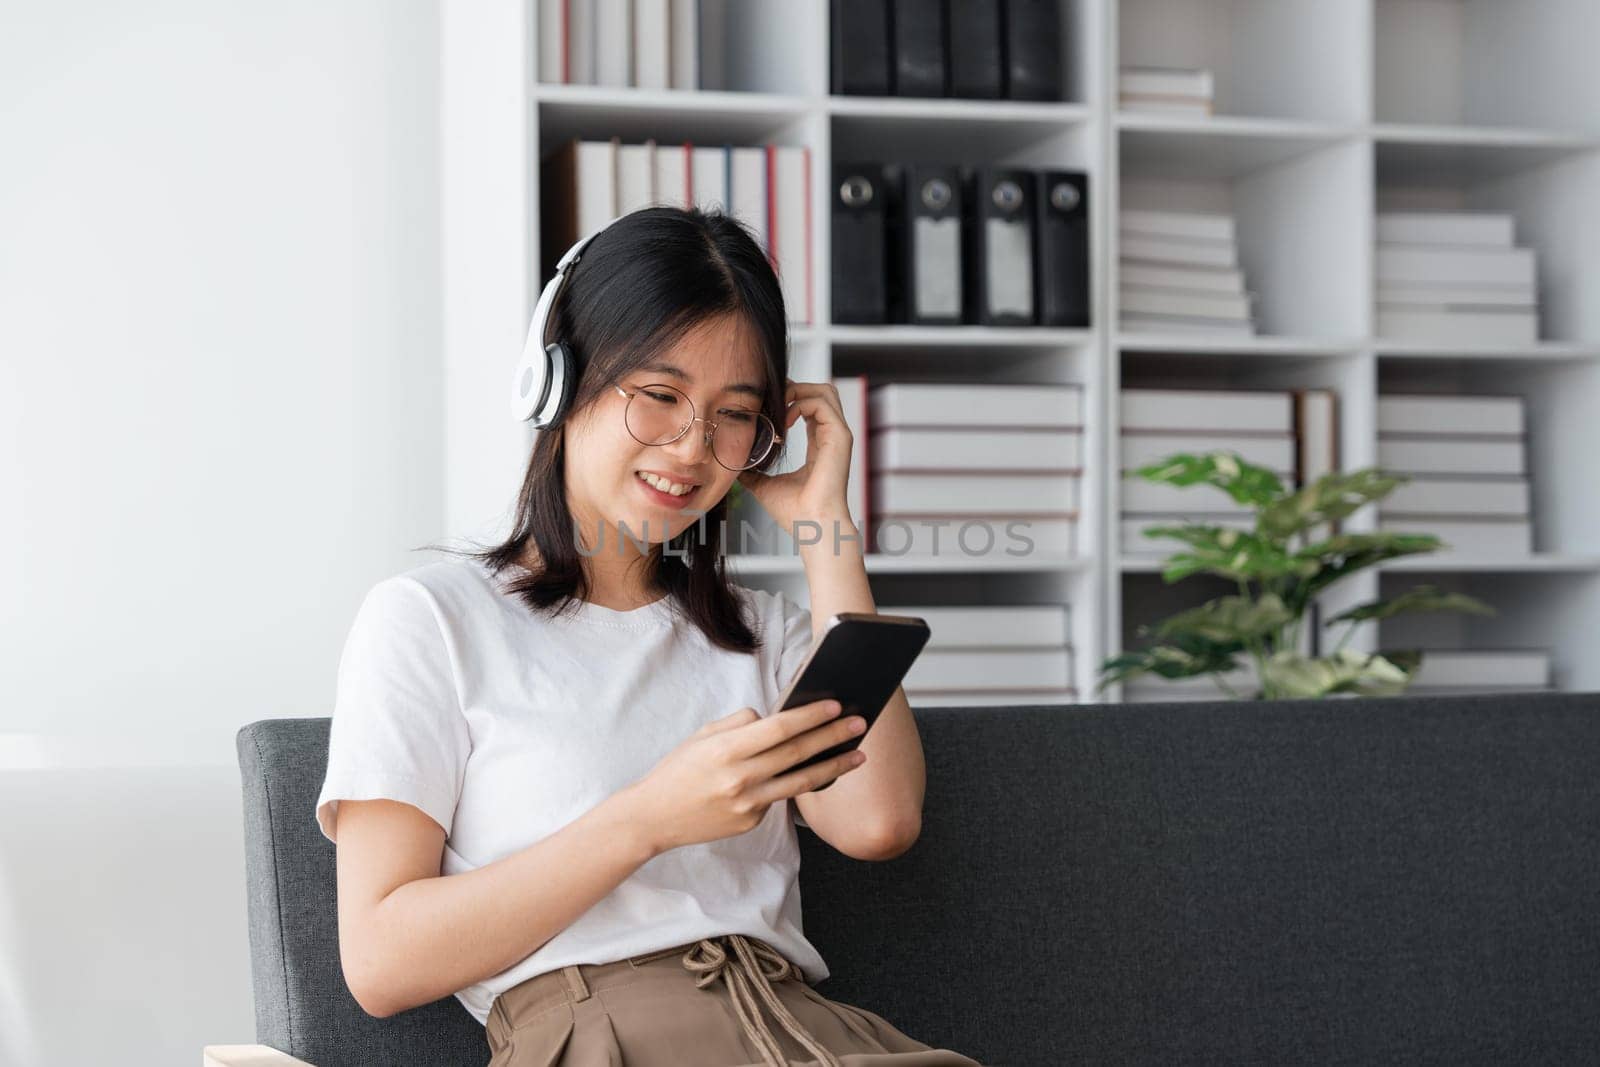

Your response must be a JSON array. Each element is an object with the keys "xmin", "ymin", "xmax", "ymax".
[
  {"xmin": 765, "ymin": 142, "xmax": 779, "ymax": 271},
  {"xmin": 803, "ymin": 146, "xmax": 813, "ymax": 325}
]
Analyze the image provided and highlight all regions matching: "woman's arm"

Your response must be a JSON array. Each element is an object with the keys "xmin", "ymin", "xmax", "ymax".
[
  {"xmin": 335, "ymin": 788, "xmax": 657, "ymax": 1019},
  {"xmin": 738, "ymin": 378, "xmax": 927, "ymax": 860},
  {"xmin": 736, "ymin": 379, "xmax": 928, "ymax": 857},
  {"xmin": 788, "ymin": 509, "xmax": 927, "ymax": 859}
]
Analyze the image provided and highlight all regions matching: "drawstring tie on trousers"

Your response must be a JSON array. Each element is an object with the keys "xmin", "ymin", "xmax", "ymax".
[{"xmin": 680, "ymin": 934, "xmax": 843, "ymax": 1067}]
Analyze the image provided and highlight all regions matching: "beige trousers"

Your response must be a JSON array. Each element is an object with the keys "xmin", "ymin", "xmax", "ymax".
[{"xmin": 484, "ymin": 933, "xmax": 986, "ymax": 1067}]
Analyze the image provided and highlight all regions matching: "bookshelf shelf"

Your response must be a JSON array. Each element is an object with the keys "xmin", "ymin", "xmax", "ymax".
[
  {"xmin": 443, "ymin": 0, "xmax": 1600, "ymax": 702},
  {"xmin": 1371, "ymin": 122, "xmax": 1600, "ymax": 153},
  {"xmin": 1381, "ymin": 554, "xmax": 1600, "ymax": 575},
  {"xmin": 725, "ymin": 553, "xmax": 1095, "ymax": 576},
  {"xmin": 1116, "ymin": 334, "xmax": 1364, "ymax": 357},
  {"xmin": 538, "ymin": 97, "xmax": 811, "ymax": 146},
  {"xmin": 532, "ymin": 83, "xmax": 813, "ymax": 115},
  {"xmin": 1373, "ymin": 341, "xmax": 1600, "ymax": 362},
  {"xmin": 1115, "ymin": 112, "xmax": 1357, "ymax": 142},
  {"xmin": 831, "ymin": 326, "xmax": 1097, "ymax": 349},
  {"xmin": 828, "ymin": 96, "xmax": 1095, "ymax": 128}
]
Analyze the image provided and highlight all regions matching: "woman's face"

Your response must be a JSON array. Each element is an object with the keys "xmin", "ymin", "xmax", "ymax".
[{"xmin": 562, "ymin": 313, "xmax": 770, "ymax": 555}]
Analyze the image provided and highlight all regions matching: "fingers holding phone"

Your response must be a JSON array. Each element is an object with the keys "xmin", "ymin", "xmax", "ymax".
[
  {"xmin": 732, "ymin": 697, "xmax": 870, "ymax": 800},
  {"xmin": 771, "ymin": 612, "xmax": 930, "ymax": 786},
  {"xmin": 624, "ymin": 698, "xmax": 868, "ymax": 854},
  {"xmin": 755, "ymin": 698, "xmax": 870, "ymax": 796},
  {"xmin": 624, "ymin": 611, "xmax": 928, "ymax": 854}
]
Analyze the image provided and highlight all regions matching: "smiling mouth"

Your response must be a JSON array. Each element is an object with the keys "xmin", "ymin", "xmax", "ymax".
[{"xmin": 635, "ymin": 471, "xmax": 701, "ymax": 498}]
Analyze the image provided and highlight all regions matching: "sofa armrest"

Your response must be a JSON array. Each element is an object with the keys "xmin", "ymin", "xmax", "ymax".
[{"xmin": 202, "ymin": 1044, "xmax": 317, "ymax": 1067}]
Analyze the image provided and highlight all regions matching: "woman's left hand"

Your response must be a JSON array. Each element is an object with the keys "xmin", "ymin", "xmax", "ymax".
[{"xmin": 736, "ymin": 378, "xmax": 855, "ymax": 538}]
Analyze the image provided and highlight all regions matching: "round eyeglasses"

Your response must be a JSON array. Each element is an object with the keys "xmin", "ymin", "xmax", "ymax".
[{"xmin": 612, "ymin": 382, "xmax": 782, "ymax": 472}]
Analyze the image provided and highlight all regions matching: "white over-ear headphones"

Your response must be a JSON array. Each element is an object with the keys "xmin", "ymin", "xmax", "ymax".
[{"xmin": 511, "ymin": 215, "xmax": 625, "ymax": 426}]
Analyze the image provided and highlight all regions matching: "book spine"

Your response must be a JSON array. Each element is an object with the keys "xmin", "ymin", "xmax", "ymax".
[
  {"xmin": 1120, "ymin": 389, "xmax": 1293, "ymax": 433},
  {"xmin": 1377, "ymin": 395, "xmax": 1524, "ymax": 436}
]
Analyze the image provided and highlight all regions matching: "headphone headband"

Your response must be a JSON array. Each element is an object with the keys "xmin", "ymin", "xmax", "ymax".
[{"xmin": 511, "ymin": 214, "xmax": 624, "ymax": 425}]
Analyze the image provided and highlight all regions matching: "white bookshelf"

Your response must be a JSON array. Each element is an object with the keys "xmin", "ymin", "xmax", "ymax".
[{"xmin": 441, "ymin": 0, "xmax": 1600, "ymax": 702}]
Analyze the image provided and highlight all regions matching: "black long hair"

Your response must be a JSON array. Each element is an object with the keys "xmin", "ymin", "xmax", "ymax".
[{"xmin": 424, "ymin": 206, "xmax": 790, "ymax": 653}]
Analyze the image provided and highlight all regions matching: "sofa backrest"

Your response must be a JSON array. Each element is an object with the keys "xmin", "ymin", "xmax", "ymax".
[{"xmin": 238, "ymin": 692, "xmax": 1600, "ymax": 1066}]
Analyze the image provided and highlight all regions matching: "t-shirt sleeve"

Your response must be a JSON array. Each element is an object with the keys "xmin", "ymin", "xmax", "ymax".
[
  {"xmin": 315, "ymin": 576, "xmax": 471, "ymax": 844},
  {"xmin": 774, "ymin": 590, "xmax": 816, "ymax": 830},
  {"xmin": 774, "ymin": 590, "xmax": 815, "ymax": 699}
]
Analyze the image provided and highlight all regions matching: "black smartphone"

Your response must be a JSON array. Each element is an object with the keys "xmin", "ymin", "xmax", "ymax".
[{"xmin": 775, "ymin": 612, "xmax": 931, "ymax": 782}]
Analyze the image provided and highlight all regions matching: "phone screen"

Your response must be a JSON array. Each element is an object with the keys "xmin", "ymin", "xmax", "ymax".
[{"xmin": 776, "ymin": 612, "xmax": 930, "ymax": 777}]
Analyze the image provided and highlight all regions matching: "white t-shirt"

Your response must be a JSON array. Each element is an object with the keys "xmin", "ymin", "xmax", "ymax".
[{"xmin": 314, "ymin": 557, "xmax": 830, "ymax": 1026}]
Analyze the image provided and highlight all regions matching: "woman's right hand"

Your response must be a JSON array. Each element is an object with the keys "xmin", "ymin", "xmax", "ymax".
[{"xmin": 623, "ymin": 699, "xmax": 869, "ymax": 854}]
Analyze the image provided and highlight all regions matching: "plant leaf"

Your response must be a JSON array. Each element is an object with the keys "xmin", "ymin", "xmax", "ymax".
[
  {"xmin": 1129, "ymin": 452, "xmax": 1286, "ymax": 508},
  {"xmin": 1139, "ymin": 527, "xmax": 1319, "ymax": 584},
  {"xmin": 1283, "ymin": 531, "xmax": 1447, "ymax": 615},
  {"xmin": 1256, "ymin": 468, "xmax": 1409, "ymax": 541},
  {"xmin": 1095, "ymin": 630, "xmax": 1245, "ymax": 692},
  {"xmin": 1323, "ymin": 585, "xmax": 1497, "ymax": 627},
  {"xmin": 1380, "ymin": 649, "xmax": 1424, "ymax": 676},
  {"xmin": 1259, "ymin": 648, "xmax": 1415, "ymax": 699},
  {"xmin": 1151, "ymin": 593, "xmax": 1294, "ymax": 645}
]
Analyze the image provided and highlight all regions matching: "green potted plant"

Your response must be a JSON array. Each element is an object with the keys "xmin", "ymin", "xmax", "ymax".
[{"xmin": 1098, "ymin": 452, "xmax": 1495, "ymax": 700}]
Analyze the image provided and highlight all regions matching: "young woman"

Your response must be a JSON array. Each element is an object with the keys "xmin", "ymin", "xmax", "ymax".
[{"xmin": 314, "ymin": 206, "xmax": 984, "ymax": 1066}]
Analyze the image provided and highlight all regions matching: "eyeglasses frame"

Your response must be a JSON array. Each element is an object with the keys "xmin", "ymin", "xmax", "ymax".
[{"xmin": 611, "ymin": 382, "xmax": 783, "ymax": 471}]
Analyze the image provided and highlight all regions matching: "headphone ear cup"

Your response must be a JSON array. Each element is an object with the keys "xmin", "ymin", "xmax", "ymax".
[
  {"xmin": 511, "ymin": 338, "xmax": 552, "ymax": 423},
  {"xmin": 535, "ymin": 341, "xmax": 577, "ymax": 428}
]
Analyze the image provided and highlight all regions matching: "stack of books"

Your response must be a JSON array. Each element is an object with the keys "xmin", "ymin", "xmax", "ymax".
[
  {"xmin": 1119, "ymin": 66, "xmax": 1214, "ymax": 117},
  {"xmin": 833, "ymin": 376, "xmax": 870, "ymax": 538},
  {"xmin": 1377, "ymin": 395, "xmax": 1534, "ymax": 556},
  {"xmin": 879, "ymin": 605, "xmax": 1077, "ymax": 707},
  {"xmin": 1408, "ymin": 650, "xmax": 1552, "ymax": 694},
  {"xmin": 1118, "ymin": 388, "xmax": 1297, "ymax": 556},
  {"xmin": 1119, "ymin": 209, "xmax": 1256, "ymax": 336},
  {"xmin": 538, "ymin": 0, "xmax": 700, "ymax": 90},
  {"xmin": 866, "ymin": 382, "xmax": 1085, "ymax": 559},
  {"xmin": 542, "ymin": 138, "xmax": 812, "ymax": 325},
  {"xmin": 1375, "ymin": 213, "xmax": 1540, "ymax": 345}
]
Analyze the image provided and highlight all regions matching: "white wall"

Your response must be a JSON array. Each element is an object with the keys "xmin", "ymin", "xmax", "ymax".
[{"xmin": 0, "ymin": 2, "xmax": 444, "ymax": 1063}]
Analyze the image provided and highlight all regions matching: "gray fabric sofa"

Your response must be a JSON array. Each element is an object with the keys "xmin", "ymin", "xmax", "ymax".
[{"xmin": 209, "ymin": 692, "xmax": 1600, "ymax": 1066}]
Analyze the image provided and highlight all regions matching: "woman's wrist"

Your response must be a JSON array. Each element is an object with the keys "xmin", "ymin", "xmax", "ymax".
[
  {"xmin": 793, "ymin": 510, "xmax": 860, "ymax": 561},
  {"xmin": 604, "ymin": 784, "xmax": 669, "ymax": 864}
]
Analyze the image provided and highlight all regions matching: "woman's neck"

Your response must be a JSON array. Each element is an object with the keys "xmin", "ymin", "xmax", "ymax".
[{"xmin": 517, "ymin": 542, "xmax": 662, "ymax": 611}]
